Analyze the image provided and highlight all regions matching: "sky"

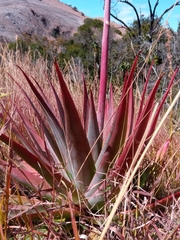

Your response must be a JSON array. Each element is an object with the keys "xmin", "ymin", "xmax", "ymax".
[{"xmin": 59, "ymin": 0, "xmax": 180, "ymax": 31}]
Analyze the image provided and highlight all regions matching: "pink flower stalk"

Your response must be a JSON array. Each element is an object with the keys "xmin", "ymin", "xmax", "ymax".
[{"xmin": 97, "ymin": 0, "xmax": 111, "ymax": 132}]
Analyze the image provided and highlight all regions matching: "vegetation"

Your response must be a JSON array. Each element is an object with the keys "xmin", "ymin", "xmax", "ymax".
[
  {"xmin": 0, "ymin": 0, "xmax": 179, "ymax": 239},
  {"xmin": 6, "ymin": 15, "xmax": 180, "ymax": 88}
]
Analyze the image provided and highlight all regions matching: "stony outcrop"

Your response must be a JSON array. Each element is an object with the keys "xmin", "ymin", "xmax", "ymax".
[{"xmin": 0, "ymin": 0, "xmax": 86, "ymax": 42}]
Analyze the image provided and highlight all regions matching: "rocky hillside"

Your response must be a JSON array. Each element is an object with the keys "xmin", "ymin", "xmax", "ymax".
[{"xmin": 0, "ymin": 0, "xmax": 86, "ymax": 42}]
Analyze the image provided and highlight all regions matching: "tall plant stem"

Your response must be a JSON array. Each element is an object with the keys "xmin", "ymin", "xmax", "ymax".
[{"xmin": 97, "ymin": 0, "xmax": 111, "ymax": 132}]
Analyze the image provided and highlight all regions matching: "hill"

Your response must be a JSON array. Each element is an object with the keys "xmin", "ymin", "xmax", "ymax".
[
  {"xmin": 0, "ymin": 0, "xmax": 126, "ymax": 43},
  {"xmin": 0, "ymin": 0, "xmax": 86, "ymax": 42}
]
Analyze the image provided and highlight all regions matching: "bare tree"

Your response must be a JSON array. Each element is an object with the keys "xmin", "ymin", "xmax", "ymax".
[{"xmin": 111, "ymin": 0, "xmax": 180, "ymax": 42}]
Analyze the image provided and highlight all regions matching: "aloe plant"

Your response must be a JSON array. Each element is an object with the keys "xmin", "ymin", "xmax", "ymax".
[
  {"xmin": 0, "ymin": 59, "xmax": 178, "ymax": 209},
  {"xmin": 0, "ymin": 0, "xmax": 178, "ymax": 219}
]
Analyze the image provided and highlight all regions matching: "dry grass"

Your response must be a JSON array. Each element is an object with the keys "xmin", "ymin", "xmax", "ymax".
[{"xmin": 0, "ymin": 42, "xmax": 179, "ymax": 239}]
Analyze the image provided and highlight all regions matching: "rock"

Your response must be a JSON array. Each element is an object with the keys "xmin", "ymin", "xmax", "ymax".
[{"xmin": 0, "ymin": 0, "xmax": 86, "ymax": 42}]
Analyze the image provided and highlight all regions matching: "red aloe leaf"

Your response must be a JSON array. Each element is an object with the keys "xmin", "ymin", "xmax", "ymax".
[
  {"xmin": 17, "ymin": 110, "xmax": 46, "ymax": 153},
  {"xmin": 146, "ymin": 191, "xmax": 180, "ymax": 210},
  {"xmin": 155, "ymin": 138, "xmax": 170, "ymax": 162},
  {"xmin": 134, "ymin": 75, "xmax": 162, "ymax": 139},
  {"xmin": 0, "ymin": 159, "xmax": 51, "ymax": 197},
  {"xmin": 0, "ymin": 134, "xmax": 76, "ymax": 197},
  {"xmin": 137, "ymin": 62, "xmax": 153, "ymax": 121},
  {"xmin": 42, "ymin": 122, "xmax": 65, "ymax": 166},
  {"xmin": 37, "ymin": 77, "xmax": 68, "ymax": 169},
  {"xmin": 103, "ymin": 83, "xmax": 114, "ymax": 140},
  {"xmin": 114, "ymin": 75, "xmax": 163, "ymax": 176},
  {"xmin": 8, "ymin": 69, "xmax": 68, "ymax": 161},
  {"xmin": 115, "ymin": 54, "xmax": 139, "ymax": 141},
  {"xmin": 14, "ymin": 110, "xmax": 65, "ymax": 169},
  {"xmin": 97, "ymin": 0, "xmax": 110, "ymax": 132},
  {"xmin": 0, "ymin": 103, "xmax": 64, "ymax": 171},
  {"xmin": 86, "ymin": 57, "xmax": 139, "ymax": 199},
  {"xmin": 8, "ymin": 197, "xmax": 80, "ymax": 222},
  {"xmin": 125, "ymin": 73, "xmax": 134, "ymax": 139},
  {"xmin": 15, "ymin": 111, "xmax": 67, "ymax": 174},
  {"xmin": 97, "ymin": 55, "xmax": 138, "ymax": 169},
  {"xmin": 46, "ymin": 76, "xmax": 65, "ymax": 129},
  {"xmin": 87, "ymin": 91, "xmax": 101, "ymax": 162},
  {"xmin": 31, "ymin": 76, "xmax": 53, "ymax": 108},
  {"xmin": 54, "ymin": 61, "xmax": 95, "ymax": 191},
  {"xmin": 0, "ymin": 133, "xmax": 49, "ymax": 174},
  {"xmin": 83, "ymin": 78, "xmax": 90, "ymax": 131},
  {"xmin": 148, "ymin": 67, "xmax": 179, "ymax": 137}
]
